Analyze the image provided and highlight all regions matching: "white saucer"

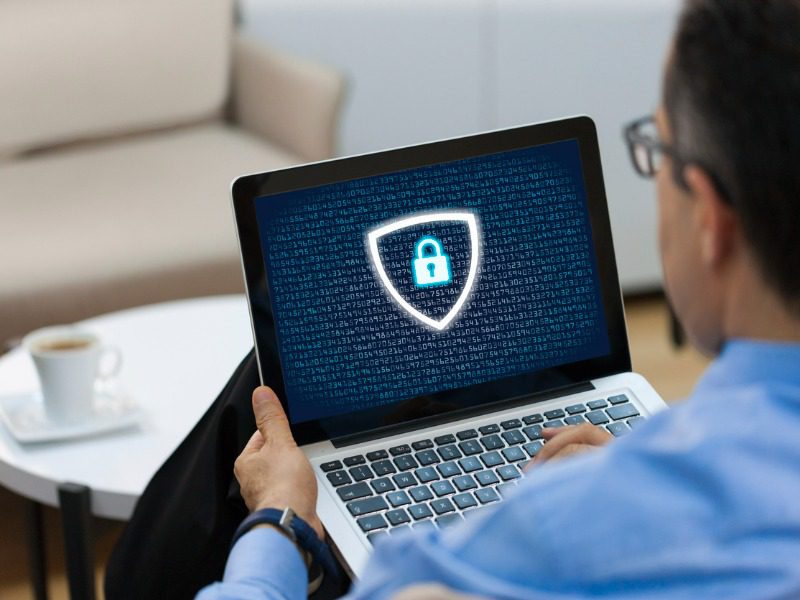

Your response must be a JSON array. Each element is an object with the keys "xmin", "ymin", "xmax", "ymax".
[{"xmin": 0, "ymin": 390, "xmax": 142, "ymax": 443}]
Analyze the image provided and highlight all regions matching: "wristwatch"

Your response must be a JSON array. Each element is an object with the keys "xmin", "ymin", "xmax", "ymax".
[{"xmin": 231, "ymin": 507, "xmax": 340, "ymax": 590}]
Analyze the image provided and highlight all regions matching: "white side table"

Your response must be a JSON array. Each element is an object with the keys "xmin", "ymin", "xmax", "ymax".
[{"xmin": 0, "ymin": 295, "xmax": 254, "ymax": 599}]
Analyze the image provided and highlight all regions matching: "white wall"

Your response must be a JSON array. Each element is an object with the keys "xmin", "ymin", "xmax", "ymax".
[{"xmin": 241, "ymin": 0, "xmax": 682, "ymax": 291}]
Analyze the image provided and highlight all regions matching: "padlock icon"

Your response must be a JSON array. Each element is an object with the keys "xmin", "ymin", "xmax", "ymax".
[{"xmin": 412, "ymin": 236, "xmax": 452, "ymax": 287}]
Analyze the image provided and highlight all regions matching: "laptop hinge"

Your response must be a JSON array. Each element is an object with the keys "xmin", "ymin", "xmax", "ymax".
[{"xmin": 331, "ymin": 381, "xmax": 595, "ymax": 448}]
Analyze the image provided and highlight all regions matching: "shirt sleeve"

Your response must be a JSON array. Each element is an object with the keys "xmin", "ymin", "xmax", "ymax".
[{"xmin": 195, "ymin": 527, "xmax": 307, "ymax": 600}]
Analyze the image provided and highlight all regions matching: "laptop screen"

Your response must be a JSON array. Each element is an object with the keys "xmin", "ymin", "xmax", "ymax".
[{"xmin": 234, "ymin": 117, "xmax": 630, "ymax": 444}]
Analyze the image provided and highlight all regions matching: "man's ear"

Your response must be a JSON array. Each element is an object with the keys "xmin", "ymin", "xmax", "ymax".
[{"xmin": 683, "ymin": 165, "xmax": 737, "ymax": 268}]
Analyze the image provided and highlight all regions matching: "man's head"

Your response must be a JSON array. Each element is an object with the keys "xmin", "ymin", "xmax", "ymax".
[{"xmin": 652, "ymin": 0, "xmax": 800, "ymax": 353}]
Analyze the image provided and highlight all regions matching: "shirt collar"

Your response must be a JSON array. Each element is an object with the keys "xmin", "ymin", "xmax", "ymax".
[{"xmin": 693, "ymin": 338, "xmax": 800, "ymax": 394}]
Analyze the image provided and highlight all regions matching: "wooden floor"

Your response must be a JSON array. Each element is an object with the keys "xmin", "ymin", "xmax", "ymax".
[{"xmin": 0, "ymin": 295, "xmax": 709, "ymax": 599}]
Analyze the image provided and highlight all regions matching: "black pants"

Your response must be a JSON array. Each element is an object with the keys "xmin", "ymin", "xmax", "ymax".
[{"xmin": 104, "ymin": 347, "xmax": 352, "ymax": 599}]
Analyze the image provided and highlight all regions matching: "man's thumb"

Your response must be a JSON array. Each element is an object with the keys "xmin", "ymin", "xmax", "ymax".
[{"xmin": 252, "ymin": 386, "xmax": 293, "ymax": 444}]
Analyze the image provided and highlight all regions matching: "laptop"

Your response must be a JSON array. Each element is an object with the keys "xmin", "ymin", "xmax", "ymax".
[{"xmin": 231, "ymin": 115, "xmax": 667, "ymax": 577}]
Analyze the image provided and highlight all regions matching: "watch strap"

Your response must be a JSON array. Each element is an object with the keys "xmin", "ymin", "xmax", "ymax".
[{"xmin": 232, "ymin": 508, "xmax": 340, "ymax": 584}]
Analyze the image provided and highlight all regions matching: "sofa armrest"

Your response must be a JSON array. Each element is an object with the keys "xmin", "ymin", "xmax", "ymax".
[{"xmin": 231, "ymin": 35, "xmax": 345, "ymax": 162}]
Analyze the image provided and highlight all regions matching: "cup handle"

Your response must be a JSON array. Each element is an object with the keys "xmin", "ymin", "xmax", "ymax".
[{"xmin": 98, "ymin": 345, "xmax": 123, "ymax": 380}]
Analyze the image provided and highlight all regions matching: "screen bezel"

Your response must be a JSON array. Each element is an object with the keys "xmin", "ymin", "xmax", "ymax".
[{"xmin": 232, "ymin": 116, "xmax": 631, "ymax": 445}]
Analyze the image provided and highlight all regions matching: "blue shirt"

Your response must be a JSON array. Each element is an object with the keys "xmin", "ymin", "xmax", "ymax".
[{"xmin": 198, "ymin": 339, "xmax": 800, "ymax": 599}]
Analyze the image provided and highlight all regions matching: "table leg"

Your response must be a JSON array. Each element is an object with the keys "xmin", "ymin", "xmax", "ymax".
[
  {"xmin": 667, "ymin": 300, "xmax": 684, "ymax": 348},
  {"xmin": 26, "ymin": 500, "xmax": 48, "ymax": 600},
  {"xmin": 57, "ymin": 483, "xmax": 96, "ymax": 600}
]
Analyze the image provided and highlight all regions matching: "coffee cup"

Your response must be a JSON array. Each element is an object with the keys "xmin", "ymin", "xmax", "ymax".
[{"xmin": 23, "ymin": 326, "xmax": 122, "ymax": 424}]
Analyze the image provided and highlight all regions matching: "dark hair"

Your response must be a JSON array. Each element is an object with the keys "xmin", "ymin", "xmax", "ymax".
[{"xmin": 664, "ymin": 0, "xmax": 800, "ymax": 310}]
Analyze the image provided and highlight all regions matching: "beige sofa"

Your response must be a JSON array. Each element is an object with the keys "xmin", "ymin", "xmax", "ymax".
[{"xmin": 0, "ymin": 0, "xmax": 344, "ymax": 346}]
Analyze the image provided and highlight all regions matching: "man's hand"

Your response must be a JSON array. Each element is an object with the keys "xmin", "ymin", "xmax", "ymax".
[
  {"xmin": 527, "ymin": 423, "xmax": 613, "ymax": 469},
  {"xmin": 234, "ymin": 386, "xmax": 323, "ymax": 539}
]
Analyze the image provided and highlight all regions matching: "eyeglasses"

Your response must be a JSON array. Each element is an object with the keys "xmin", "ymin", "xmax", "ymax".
[
  {"xmin": 623, "ymin": 115, "xmax": 686, "ymax": 180},
  {"xmin": 623, "ymin": 114, "xmax": 733, "ymax": 204}
]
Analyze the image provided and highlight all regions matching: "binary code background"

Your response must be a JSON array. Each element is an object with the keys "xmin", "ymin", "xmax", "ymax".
[{"xmin": 255, "ymin": 139, "xmax": 609, "ymax": 424}]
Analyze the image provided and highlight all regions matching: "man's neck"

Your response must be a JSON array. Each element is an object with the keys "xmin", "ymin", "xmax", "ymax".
[{"xmin": 724, "ymin": 254, "xmax": 800, "ymax": 343}]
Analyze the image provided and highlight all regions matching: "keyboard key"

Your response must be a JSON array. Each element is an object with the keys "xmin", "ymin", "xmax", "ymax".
[
  {"xmin": 371, "ymin": 477, "xmax": 395, "ymax": 494},
  {"xmin": 628, "ymin": 416, "xmax": 646, "ymax": 428},
  {"xmin": 453, "ymin": 475, "xmax": 477, "ymax": 491},
  {"xmin": 475, "ymin": 470, "xmax": 500, "ymax": 486},
  {"xmin": 385, "ymin": 508, "xmax": 411, "ymax": 526},
  {"xmin": 480, "ymin": 434, "xmax": 504, "ymax": 450},
  {"xmin": 500, "ymin": 418, "xmax": 522, "ymax": 430},
  {"xmin": 501, "ymin": 430, "xmax": 525, "ymax": 445},
  {"xmin": 415, "ymin": 467, "xmax": 439, "ymax": 483},
  {"xmin": 458, "ymin": 456, "xmax": 483, "ymax": 473},
  {"xmin": 497, "ymin": 465, "xmax": 521, "ymax": 481},
  {"xmin": 337, "ymin": 482, "xmax": 372, "ymax": 501},
  {"xmin": 412, "ymin": 439, "xmax": 434, "ymax": 451},
  {"xmin": 392, "ymin": 472, "xmax": 417, "ymax": 489},
  {"xmin": 480, "ymin": 451, "xmax": 504, "ymax": 468},
  {"xmin": 497, "ymin": 482, "xmax": 517, "ymax": 498},
  {"xmin": 565, "ymin": 403, "xmax": 586, "ymax": 415},
  {"xmin": 393, "ymin": 455, "xmax": 419, "ymax": 471},
  {"xmin": 586, "ymin": 410, "xmax": 610, "ymax": 425},
  {"xmin": 431, "ymin": 480, "xmax": 456, "ymax": 497},
  {"xmin": 453, "ymin": 492, "xmax": 478, "ymax": 510},
  {"xmin": 389, "ymin": 444, "xmax": 412, "ymax": 456},
  {"xmin": 522, "ymin": 425, "xmax": 543, "ymax": 440},
  {"xmin": 348, "ymin": 465, "xmax": 374, "ymax": 482},
  {"xmin": 357, "ymin": 514, "xmax": 388, "ymax": 532},
  {"xmin": 366, "ymin": 450, "xmax": 388, "ymax": 461},
  {"xmin": 607, "ymin": 422, "xmax": 630, "ymax": 437},
  {"xmin": 544, "ymin": 419, "xmax": 564, "ymax": 428},
  {"xmin": 565, "ymin": 415, "xmax": 586, "ymax": 425},
  {"xmin": 367, "ymin": 531, "xmax": 388, "ymax": 545},
  {"xmin": 544, "ymin": 408, "xmax": 565, "ymax": 420},
  {"xmin": 607, "ymin": 403, "xmax": 640, "ymax": 421},
  {"xmin": 456, "ymin": 428, "xmax": 478, "ymax": 440},
  {"xmin": 409, "ymin": 485, "xmax": 434, "ymax": 502},
  {"xmin": 458, "ymin": 440, "xmax": 483, "ymax": 456},
  {"xmin": 437, "ymin": 461, "xmax": 461, "ymax": 478},
  {"xmin": 431, "ymin": 498, "xmax": 456, "ymax": 515},
  {"xmin": 391, "ymin": 524, "xmax": 411, "ymax": 535},
  {"xmin": 434, "ymin": 434, "xmax": 456, "ymax": 445},
  {"xmin": 502, "ymin": 446, "xmax": 526, "ymax": 462},
  {"xmin": 438, "ymin": 445, "xmax": 463, "ymax": 461},
  {"xmin": 523, "ymin": 441, "xmax": 544, "ymax": 457},
  {"xmin": 372, "ymin": 460, "xmax": 396, "ymax": 476},
  {"xmin": 522, "ymin": 413, "xmax": 544, "ymax": 425},
  {"xmin": 436, "ymin": 513, "xmax": 463, "ymax": 528},
  {"xmin": 409, "ymin": 503, "xmax": 434, "ymax": 520},
  {"xmin": 343, "ymin": 455, "xmax": 366, "ymax": 467},
  {"xmin": 415, "ymin": 450, "xmax": 440, "ymax": 466},
  {"xmin": 587, "ymin": 399, "xmax": 608, "ymax": 410},
  {"xmin": 326, "ymin": 470, "xmax": 351, "ymax": 487},
  {"xmin": 347, "ymin": 496, "xmax": 388, "ymax": 516},
  {"xmin": 320, "ymin": 460, "xmax": 343, "ymax": 472},
  {"xmin": 386, "ymin": 491, "xmax": 411, "ymax": 507},
  {"xmin": 478, "ymin": 424, "xmax": 500, "ymax": 435},
  {"xmin": 412, "ymin": 519, "xmax": 435, "ymax": 531},
  {"xmin": 608, "ymin": 394, "xmax": 630, "ymax": 405},
  {"xmin": 475, "ymin": 488, "xmax": 500, "ymax": 504}
]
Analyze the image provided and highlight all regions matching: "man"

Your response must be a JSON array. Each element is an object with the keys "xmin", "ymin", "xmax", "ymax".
[{"xmin": 199, "ymin": 0, "xmax": 800, "ymax": 597}]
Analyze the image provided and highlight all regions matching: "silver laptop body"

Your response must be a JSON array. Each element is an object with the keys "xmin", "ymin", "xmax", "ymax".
[{"xmin": 231, "ymin": 116, "xmax": 668, "ymax": 578}]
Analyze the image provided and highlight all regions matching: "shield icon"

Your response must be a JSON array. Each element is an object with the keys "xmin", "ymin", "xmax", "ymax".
[{"xmin": 367, "ymin": 211, "xmax": 480, "ymax": 330}]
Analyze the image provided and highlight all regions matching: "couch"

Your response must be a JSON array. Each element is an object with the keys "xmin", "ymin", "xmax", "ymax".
[{"xmin": 0, "ymin": 0, "xmax": 345, "ymax": 347}]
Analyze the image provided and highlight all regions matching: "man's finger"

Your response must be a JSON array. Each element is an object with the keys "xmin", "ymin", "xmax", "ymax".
[
  {"xmin": 534, "ymin": 423, "xmax": 611, "ymax": 464},
  {"xmin": 252, "ymin": 386, "xmax": 294, "ymax": 446},
  {"xmin": 241, "ymin": 429, "xmax": 265, "ymax": 454}
]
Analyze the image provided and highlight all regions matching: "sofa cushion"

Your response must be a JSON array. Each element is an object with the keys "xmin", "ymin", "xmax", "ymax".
[
  {"xmin": 0, "ymin": 123, "xmax": 298, "ymax": 342},
  {"xmin": 0, "ymin": 0, "xmax": 233, "ymax": 156}
]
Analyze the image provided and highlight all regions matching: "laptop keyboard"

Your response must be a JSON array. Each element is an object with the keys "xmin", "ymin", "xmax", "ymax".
[{"xmin": 319, "ymin": 393, "xmax": 643, "ymax": 546}]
